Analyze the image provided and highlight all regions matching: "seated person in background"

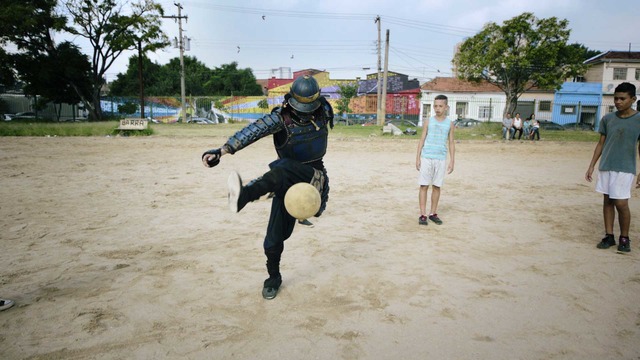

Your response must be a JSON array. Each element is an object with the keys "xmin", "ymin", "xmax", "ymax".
[
  {"xmin": 502, "ymin": 113, "xmax": 514, "ymax": 140},
  {"xmin": 530, "ymin": 119, "xmax": 540, "ymax": 140}
]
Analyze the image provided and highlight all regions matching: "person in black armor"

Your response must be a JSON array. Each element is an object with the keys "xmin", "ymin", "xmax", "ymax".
[{"xmin": 202, "ymin": 75, "xmax": 333, "ymax": 299}]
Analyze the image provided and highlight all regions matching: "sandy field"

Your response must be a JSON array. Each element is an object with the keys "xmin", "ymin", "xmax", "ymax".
[{"xmin": 0, "ymin": 135, "xmax": 639, "ymax": 360}]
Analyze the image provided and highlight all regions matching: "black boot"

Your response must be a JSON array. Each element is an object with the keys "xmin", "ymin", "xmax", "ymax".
[{"xmin": 262, "ymin": 244, "xmax": 283, "ymax": 299}]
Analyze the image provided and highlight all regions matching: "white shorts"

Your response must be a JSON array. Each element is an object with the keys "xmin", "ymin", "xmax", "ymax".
[
  {"xmin": 418, "ymin": 158, "xmax": 446, "ymax": 187},
  {"xmin": 595, "ymin": 171, "xmax": 635, "ymax": 199}
]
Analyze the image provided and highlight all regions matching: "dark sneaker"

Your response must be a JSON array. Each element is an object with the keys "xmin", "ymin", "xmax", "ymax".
[
  {"xmin": 428, "ymin": 214, "xmax": 443, "ymax": 225},
  {"xmin": 618, "ymin": 237, "xmax": 631, "ymax": 253},
  {"xmin": 419, "ymin": 215, "xmax": 428, "ymax": 226},
  {"xmin": 227, "ymin": 171, "xmax": 242, "ymax": 213},
  {"xmin": 597, "ymin": 234, "xmax": 616, "ymax": 249},
  {"xmin": 262, "ymin": 276, "xmax": 282, "ymax": 300},
  {"xmin": 298, "ymin": 219, "xmax": 314, "ymax": 227}
]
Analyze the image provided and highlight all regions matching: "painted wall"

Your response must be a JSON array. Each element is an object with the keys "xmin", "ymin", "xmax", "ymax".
[{"xmin": 552, "ymin": 82, "xmax": 602, "ymax": 127}]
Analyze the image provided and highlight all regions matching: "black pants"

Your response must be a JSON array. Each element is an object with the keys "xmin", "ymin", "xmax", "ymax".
[
  {"xmin": 512, "ymin": 128, "xmax": 523, "ymax": 140},
  {"xmin": 241, "ymin": 158, "xmax": 328, "ymax": 278},
  {"xmin": 530, "ymin": 128, "xmax": 539, "ymax": 140}
]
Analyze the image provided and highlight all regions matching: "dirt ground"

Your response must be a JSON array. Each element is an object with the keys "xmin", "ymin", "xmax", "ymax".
[{"xmin": 0, "ymin": 135, "xmax": 639, "ymax": 359}]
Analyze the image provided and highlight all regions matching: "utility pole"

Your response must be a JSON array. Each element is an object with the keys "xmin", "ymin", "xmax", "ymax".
[
  {"xmin": 163, "ymin": 3, "xmax": 188, "ymax": 122},
  {"xmin": 137, "ymin": 39, "xmax": 145, "ymax": 119},
  {"xmin": 375, "ymin": 16, "xmax": 382, "ymax": 125},
  {"xmin": 379, "ymin": 29, "xmax": 390, "ymax": 126}
]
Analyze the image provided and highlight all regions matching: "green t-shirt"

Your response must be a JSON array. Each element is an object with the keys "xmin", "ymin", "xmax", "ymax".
[{"xmin": 599, "ymin": 111, "xmax": 640, "ymax": 174}]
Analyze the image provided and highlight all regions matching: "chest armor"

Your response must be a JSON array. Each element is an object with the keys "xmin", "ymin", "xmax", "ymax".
[{"xmin": 274, "ymin": 111, "xmax": 328, "ymax": 164}]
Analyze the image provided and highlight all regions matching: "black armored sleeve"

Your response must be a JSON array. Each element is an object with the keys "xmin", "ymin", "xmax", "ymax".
[{"xmin": 224, "ymin": 110, "xmax": 284, "ymax": 154}]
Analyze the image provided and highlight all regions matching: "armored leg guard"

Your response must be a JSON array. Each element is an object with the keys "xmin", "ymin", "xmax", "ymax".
[
  {"xmin": 262, "ymin": 244, "xmax": 284, "ymax": 300},
  {"xmin": 228, "ymin": 171, "xmax": 281, "ymax": 213}
]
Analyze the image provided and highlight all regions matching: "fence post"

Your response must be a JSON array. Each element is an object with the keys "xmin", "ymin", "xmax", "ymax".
[
  {"xmin": 489, "ymin": 98, "xmax": 492, "ymax": 122},
  {"xmin": 576, "ymin": 101, "xmax": 581, "ymax": 125}
]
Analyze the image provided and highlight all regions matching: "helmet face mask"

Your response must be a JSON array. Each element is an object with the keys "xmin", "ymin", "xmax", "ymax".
[{"xmin": 288, "ymin": 75, "xmax": 321, "ymax": 113}]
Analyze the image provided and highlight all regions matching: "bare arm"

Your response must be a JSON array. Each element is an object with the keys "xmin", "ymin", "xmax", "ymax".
[
  {"xmin": 585, "ymin": 134, "xmax": 606, "ymax": 182},
  {"xmin": 637, "ymin": 140, "xmax": 640, "ymax": 188},
  {"xmin": 416, "ymin": 119, "xmax": 429, "ymax": 171},
  {"xmin": 447, "ymin": 123, "xmax": 455, "ymax": 174}
]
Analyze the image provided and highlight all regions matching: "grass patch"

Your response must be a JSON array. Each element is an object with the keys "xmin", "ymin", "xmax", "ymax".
[
  {"xmin": 0, "ymin": 121, "xmax": 154, "ymax": 136},
  {"xmin": 0, "ymin": 120, "xmax": 600, "ymax": 142},
  {"xmin": 452, "ymin": 122, "xmax": 600, "ymax": 142}
]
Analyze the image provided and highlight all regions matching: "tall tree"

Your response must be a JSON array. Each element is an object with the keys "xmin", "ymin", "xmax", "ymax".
[
  {"xmin": 0, "ymin": 0, "xmax": 92, "ymax": 110},
  {"xmin": 65, "ymin": 0, "xmax": 168, "ymax": 119},
  {"xmin": 453, "ymin": 12, "xmax": 586, "ymax": 115},
  {"xmin": 16, "ymin": 42, "xmax": 92, "ymax": 120}
]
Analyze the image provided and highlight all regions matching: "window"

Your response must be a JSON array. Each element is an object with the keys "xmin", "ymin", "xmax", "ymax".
[
  {"xmin": 422, "ymin": 104, "xmax": 431, "ymax": 121},
  {"xmin": 478, "ymin": 106, "xmax": 492, "ymax": 119},
  {"xmin": 455, "ymin": 102, "xmax": 468, "ymax": 118},
  {"xmin": 561, "ymin": 105, "xmax": 575, "ymax": 114},
  {"xmin": 538, "ymin": 101, "xmax": 551, "ymax": 111},
  {"xmin": 636, "ymin": 68, "xmax": 640, "ymax": 81},
  {"xmin": 613, "ymin": 68, "xmax": 627, "ymax": 80}
]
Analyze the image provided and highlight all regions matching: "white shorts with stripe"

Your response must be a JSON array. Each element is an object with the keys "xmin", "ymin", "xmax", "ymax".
[
  {"xmin": 595, "ymin": 171, "xmax": 635, "ymax": 199},
  {"xmin": 418, "ymin": 158, "xmax": 446, "ymax": 187}
]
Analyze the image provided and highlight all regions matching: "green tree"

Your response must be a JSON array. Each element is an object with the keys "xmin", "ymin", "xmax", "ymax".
[
  {"xmin": 16, "ymin": 42, "xmax": 92, "ymax": 120},
  {"xmin": 0, "ymin": 0, "xmax": 92, "ymax": 116},
  {"xmin": 155, "ymin": 56, "xmax": 214, "ymax": 96},
  {"xmin": 204, "ymin": 62, "xmax": 262, "ymax": 95},
  {"xmin": 257, "ymin": 98, "xmax": 269, "ymax": 114},
  {"xmin": 65, "ymin": 0, "xmax": 169, "ymax": 120},
  {"xmin": 109, "ymin": 55, "xmax": 162, "ymax": 96},
  {"xmin": 335, "ymin": 82, "xmax": 358, "ymax": 116},
  {"xmin": 568, "ymin": 43, "xmax": 601, "ymax": 62},
  {"xmin": 453, "ymin": 12, "xmax": 586, "ymax": 115}
]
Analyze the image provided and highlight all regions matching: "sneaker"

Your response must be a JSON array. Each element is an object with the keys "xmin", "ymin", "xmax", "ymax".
[
  {"xmin": 428, "ymin": 214, "xmax": 443, "ymax": 225},
  {"xmin": 227, "ymin": 171, "xmax": 242, "ymax": 213},
  {"xmin": 262, "ymin": 276, "xmax": 282, "ymax": 300},
  {"xmin": 418, "ymin": 215, "xmax": 428, "ymax": 226},
  {"xmin": 597, "ymin": 234, "xmax": 616, "ymax": 249},
  {"xmin": 297, "ymin": 219, "xmax": 314, "ymax": 227},
  {"xmin": 618, "ymin": 237, "xmax": 631, "ymax": 252},
  {"xmin": 0, "ymin": 299, "xmax": 15, "ymax": 311}
]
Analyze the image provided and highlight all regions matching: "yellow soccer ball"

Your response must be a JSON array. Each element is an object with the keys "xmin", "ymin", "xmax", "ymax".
[{"xmin": 284, "ymin": 182, "xmax": 321, "ymax": 220}]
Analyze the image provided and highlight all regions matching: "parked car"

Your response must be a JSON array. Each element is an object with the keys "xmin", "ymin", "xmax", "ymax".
[
  {"xmin": 537, "ymin": 120, "xmax": 565, "ymax": 131},
  {"xmin": 454, "ymin": 118, "xmax": 482, "ymax": 128},
  {"xmin": 2, "ymin": 114, "xmax": 12, "ymax": 121},
  {"xmin": 562, "ymin": 122, "xmax": 594, "ymax": 131},
  {"xmin": 188, "ymin": 117, "xmax": 215, "ymax": 124},
  {"xmin": 13, "ymin": 111, "xmax": 36, "ymax": 119}
]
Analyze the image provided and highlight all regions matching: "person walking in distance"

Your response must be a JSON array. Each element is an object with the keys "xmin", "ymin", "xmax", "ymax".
[{"xmin": 416, "ymin": 94, "xmax": 455, "ymax": 226}]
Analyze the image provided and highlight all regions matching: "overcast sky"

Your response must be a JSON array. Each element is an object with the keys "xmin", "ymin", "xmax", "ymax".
[{"xmin": 88, "ymin": 0, "xmax": 640, "ymax": 83}]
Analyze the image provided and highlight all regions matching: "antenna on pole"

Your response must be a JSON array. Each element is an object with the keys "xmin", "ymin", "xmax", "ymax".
[{"xmin": 163, "ymin": 3, "xmax": 189, "ymax": 122}]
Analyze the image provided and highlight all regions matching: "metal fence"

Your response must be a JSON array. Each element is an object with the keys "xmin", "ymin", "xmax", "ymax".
[{"xmin": 2, "ymin": 92, "xmax": 631, "ymax": 127}]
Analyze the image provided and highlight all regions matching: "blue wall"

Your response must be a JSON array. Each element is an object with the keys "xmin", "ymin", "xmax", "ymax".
[{"xmin": 552, "ymin": 82, "xmax": 602, "ymax": 127}]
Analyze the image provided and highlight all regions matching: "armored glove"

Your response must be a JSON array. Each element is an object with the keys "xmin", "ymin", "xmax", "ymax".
[{"xmin": 202, "ymin": 148, "xmax": 222, "ymax": 167}]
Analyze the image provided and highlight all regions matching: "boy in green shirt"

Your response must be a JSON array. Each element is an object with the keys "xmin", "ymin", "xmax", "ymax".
[{"xmin": 586, "ymin": 82, "xmax": 640, "ymax": 252}]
